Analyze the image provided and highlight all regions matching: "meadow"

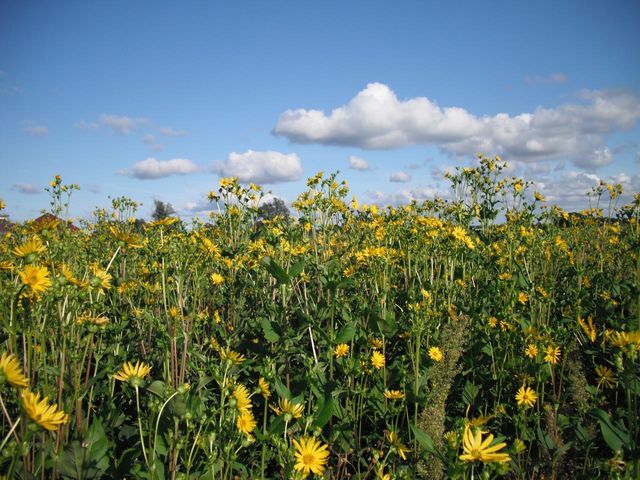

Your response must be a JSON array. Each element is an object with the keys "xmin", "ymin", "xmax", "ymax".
[{"xmin": 0, "ymin": 156, "xmax": 638, "ymax": 479}]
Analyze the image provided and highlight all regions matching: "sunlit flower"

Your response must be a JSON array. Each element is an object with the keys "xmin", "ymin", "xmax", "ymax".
[
  {"xmin": 383, "ymin": 389, "xmax": 405, "ymax": 400},
  {"xmin": 21, "ymin": 390, "xmax": 69, "ymax": 431},
  {"xmin": 18, "ymin": 265, "xmax": 52, "ymax": 298},
  {"xmin": 459, "ymin": 424, "xmax": 511, "ymax": 463},
  {"xmin": 370, "ymin": 337, "xmax": 384, "ymax": 349},
  {"xmin": 292, "ymin": 436, "xmax": 330, "ymax": 477},
  {"xmin": 233, "ymin": 384, "xmax": 253, "ymax": 413},
  {"xmin": 544, "ymin": 345, "xmax": 561, "ymax": 365},
  {"xmin": 236, "ymin": 410, "xmax": 257, "ymax": 435},
  {"xmin": 271, "ymin": 397, "xmax": 304, "ymax": 419},
  {"xmin": 0, "ymin": 351, "xmax": 29, "ymax": 387},
  {"xmin": 90, "ymin": 266, "xmax": 112, "ymax": 292},
  {"xmin": 219, "ymin": 348, "xmax": 246, "ymax": 364},
  {"xmin": 259, "ymin": 377, "xmax": 271, "ymax": 399},
  {"xmin": 524, "ymin": 344, "xmax": 538, "ymax": 359},
  {"xmin": 12, "ymin": 236, "xmax": 47, "ymax": 259},
  {"xmin": 428, "ymin": 346, "xmax": 443, "ymax": 362},
  {"xmin": 487, "ymin": 317, "xmax": 498, "ymax": 328},
  {"xmin": 113, "ymin": 361, "xmax": 152, "ymax": 386},
  {"xmin": 334, "ymin": 343, "xmax": 349, "ymax": 357},
  {"xmin": 578, "ymin": 316, "xmax": 597, "ymax": 342},
  {"xmin": 518, "ymin": 292, "xmax": 529, "ymax": 304},
  {"xmin": 371, "ymin": 350, "xmax": 385, "ymax": 370},
  {"xmin": 210, "ymin": 273, "xmax": 224, "ymax": 285},
  {"xmin": 595, "ymin": 365, "xmax": 617, "ymax": 389},
  {"xmin": 385, "ymin": 430, "xmax": 409, "ymax": 460},
  {"xmin": 515, "ymin": 385, "xmax": 537, "ymax": 408}
]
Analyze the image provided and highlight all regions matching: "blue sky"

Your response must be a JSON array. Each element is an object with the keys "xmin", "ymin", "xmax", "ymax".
[{"xmin": 1, "ymin": 0, "xmax": 639, "ymax": 221}]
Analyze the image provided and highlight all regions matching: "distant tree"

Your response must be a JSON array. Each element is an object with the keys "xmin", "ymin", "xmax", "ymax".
[
  {"xmin": 258, "ymin": 198, "xmax": 290, "ymax": 221},
  {"xmin": 152, "ymin": 200, "xmax": 176, "ymax": 220}
]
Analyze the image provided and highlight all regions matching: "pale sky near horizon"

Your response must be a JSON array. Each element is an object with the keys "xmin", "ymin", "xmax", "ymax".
[{"xmin": 1, "ymin": 1, "xmax": 639, "ymax": 221}]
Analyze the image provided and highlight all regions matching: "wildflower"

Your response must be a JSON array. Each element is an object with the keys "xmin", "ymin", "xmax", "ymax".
[
  {"xmin": 18, "ymin": 265, "xmax": 52, "ymax": 298},
  {"xmin": 544, "ymin": 345, "xmax": 561, "ymax": 365},
  {"xmin": 513, "ymin": 438, "xmax": 526, "ymax": 454},
  {"xmin": 487, "ymin": 317, "xmax": 498, "ymax": 328},
  {"xmin": 210, "ymin": 273, "xmax": 224, "ymax": 286},
  {"xmin": 459, "ymin": 424, "xmax": 511, "ymax": 463},
  {"xmin": 219, "ymin": 348, "xmax": 246, "ymax": 364},
  {"xmin": 113, "ymin": 361, "xmax": 152, "ymax": 386},
  {"xmin": 518, "ymin": 292, "xmax": 528, "ymax": 304},
  {"xmin": 236, "ymin": 410, "xmax": 257, "ymax": 435},
  {"xmin": 292, "ymin": 436, "xmax": 330, "ymax": 478},
  {"xmin": 21, "ymin": 390, "xmax": 69, "ymax": 431},
  {"xmin": 578, "ymin": 316, "xmax": 597, "ymax": 342},
  {"xmin": 370, "ymin": 337, "xmax": 384, "ymax": 349},
  {"xmin": 233, "ymin": 384, "xmax": 253, "ymax": 414},
  {"xmin": 385, "ymin": 430, "xmax": 409, "ymax": 460},
  {"xmin": 90, "ymin": 266, "xmax": 112, "ymax": 292},
  {"xmin": 371, "ymin": 350, "xmax": 385, "ymax": 370},
  {"xmin": 0, "ymin": 352, "xmax": 29, "ymax": 388},
  {"xmin": 334, "ymin": 344, "xmax": 349, "ymax": 357},
  {"xmin": 515, "ymin": 385, "xmax": 537, "ymax": 408},
  {"xmin": 12, "ymin": 236, "xmax": 47, "ymax": 260},
  {"xmin": 383, "ymin": 389, "xmax": 405, "ymax": 400},
  {"xmin": 259, "ymin": 377, "xmax": 271, "ymax": 399},
  {"xmin": 428, "ymin": 346, "xmax": 443, "ymax": 362},
  {"xmin": 272, "ymin": 397, "xmax": 304, "ymax": 420},
  {"xmin": 595, "ymin": 365, "xmax": 617, "ymax": 389},
  {"xmin": 524, "ymin": 344, "xmax": 538, "ymax": 359}
]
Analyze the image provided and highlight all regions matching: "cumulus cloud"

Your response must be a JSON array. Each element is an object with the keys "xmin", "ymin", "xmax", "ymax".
[
  {"xmin": 389, "ymin": 171, "xmax": 411, "ymax": 183},
  {"xmin": 160, "ymin": 127, "xmax": 188, "ymax": 137},
  {"xmin": 100, "ymin": 114, "xmax": 148, "ymax": 134},
  {"xmin": 119, "ymin": 158, "xmax": 199, "ymax": 179},
  {"xmin": 13, "ymin": 183, "xmax": 41, "ymax": 194},
  {"xmin": 348, "ymin": 155, "xmax": 371, "ymax": 170},
  {"xmin": 366, "ymin": 184, "xmax": 448, "ymax": 206},
  {"xmin": 214, "ymin": 150, "xmax": 302, "ymax": 184},
  {"xmin": 74, "ymin": 120, "xmax": 99, "ymax": 130},
  {"xmin": 525, "ymin": 73, "xmax": 570, "ymax": 84},
  {"xmin": 23, "ymin": 124, "xmax": 48, "ymax": 136},
  {"xmin": 274, "ymin": 83, "xmax": 640, "ymax": 169}
]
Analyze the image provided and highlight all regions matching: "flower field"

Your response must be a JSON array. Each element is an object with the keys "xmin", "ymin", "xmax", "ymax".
[{"xmin": 0, "ymin": 156, "xmax": 639, "ymax": 479}]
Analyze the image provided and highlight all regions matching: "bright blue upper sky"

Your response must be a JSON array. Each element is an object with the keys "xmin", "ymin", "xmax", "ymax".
[{"xmin": 1, "ymin": 0, "xmax": 639, "ymax": 221}]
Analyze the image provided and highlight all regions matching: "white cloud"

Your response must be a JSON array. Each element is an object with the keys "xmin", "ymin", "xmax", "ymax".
[
  {"xmin": 366, "ymin": 184, "xmax": 448, "ymax": 206},
  {"xmin": 100, "ymin": 114, "xmax": 147, "ymax": 134},
  {"xmin": 525, "ymin": 73, "xmax": 570, "ymax": 84},
  {"xmin": 120, "ymin": 157, "xmax": 199, "ymax": 179},
  {"xmin": 348, "ymin": 155, "xmax": 371, "ymax": 170},
  {"xmin": 214, "ymin": 150, "xmax": 302, "ymax": 184},
  {"xmin": 160, "ymin": 127, "xmax": 188, "ymax": 137},
  {"xmin": 74, "ymin": 120, "xmax": 99, "ymax": 130},
  {"xmin": 274, "ymin": 83, "xmax": 640, "ymax": 169},
  {"xmin": 13, "ymin": 183, "xmax": 41, "ymax": 194},
  {"xmin": 389, "ymin": 171, "xmax": 411, "ymax": 183},
  {"xmin": 142, "ymin": 134, "xmax": 156, "ymax": 144},
  {"xmin": 23, "ymin": 124, "xmax": 48, "ymax": 136}
]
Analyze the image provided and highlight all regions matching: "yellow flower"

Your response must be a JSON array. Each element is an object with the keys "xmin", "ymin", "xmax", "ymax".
[
  {"xmin": 18, "ymin": 265, "xmax": 52, "ymax": 298},
  {"xmin": 459, "ymin": 424, "xmax": 511, "ymax": 463},
  {"xmin": 113, "ymin": 361, "xmax": 152, "ymax": 386},
  {"xmin": 524, "ymin": 344, "xmax": 538, "ymax": 359},
  {"xmin": 292, "ymin": 436, "xmax": 330, "ymax": 477},
  {"xmin": 428, "ymin": 346, "xmax": 443, "ymax": 362},
  {"xmin": 595, "ymin": 365, "xmax": 617, "ymax": 389},
  {"xmin": 544, "ymin": 345, "xmax": 561, "ymax": 365},
  {"xmin": 219, "ymin": 348, "xmax": 246, "ymax": 364},
  {"xmin": 370, "ymin": 337, "xmax": 384, "ymax": 349},
  {"xmin": 487, "ymin": 317, "xmax": 498, "ymax": 328},
  {"xmin": 210, "ymin": 273, "xmax": 224, "ymax": 285},
  {"xmin": 233, "ymin": 384, "xmax": 253, "ymax": 414},
  {"xmin": 90, "ymin": 266, "xmax": 112, "ymax": 292},
  {"xmin": 334, "ymin": 343, "xmax": 349, "ymax": 357},
  {"xmin": 518, "ymin": 292, "xmax": 528, "ymax": 304},
  {"xmin": 385, "ymin": 430, "xmax": 409, "ymax": 460},
  {"xmin": 271, "ymin": 397, "xmax": 304, "ymax": 419},
  {"xmin": 371, "ymin": 350, "xmax": 385, "ymax": 370},
  {"xmin": 259, "ymin": 377, "xmax": 271, "ymax": 399},
  {"xmin": 21, "ymin": 390, "xmax": 69, "ymax": 431},
  {"xmin": 515, "ymin": 385, "xmax": 537, "ymax": 408},
  {"xmin": 12, "ymin": 236, "xmax": 47, "ymax": 259},
  {"xmin": 0, "ymin": 351, "xmax": 29, "ymax": 387},
  {"xmin": 383, "ymin": 389, "xmax": 405, "ymax": 400},
  {"xmin": 236, "ymin": 410, "xmax": 257, "ymax": 435},
  {"xmin": 578, "ymin": 316, "xmax": 597, "ymax": 343}
]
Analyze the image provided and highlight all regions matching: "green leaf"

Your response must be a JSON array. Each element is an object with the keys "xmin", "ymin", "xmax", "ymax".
[
  {"xmin": 592, "ymin": 408, "xmax": 630, "ymax": 453},
  {"xmin": 147, "ymin": 380, "xmax": 166, "ymax": 398},
  {"xmin": 462, "ymin": 381, "xmax": 479, "ymax": 406},
  {"xmin": 376, "ymin": 311, "xmax": 398, "ymax": 337},
  {"xmin": 313, "ymin": 396, "xmax": 334, "ymax": 428},
  {"xmin": 410, "ymin": 424, "xmax": 435, "ymax": 454},
  {"xmin": 274, "ymin": 377, "xmax": 292, "ymax": 400},
  {"xmin": 260, "ymin": 317, "xmax": 280, "ymax": 343},
  {"xmin": 262, "ymin": 257, "xmax": 290, "ymax": 284},
  {"xmin": 335, "ymin": 323, "xmax": 356, "ymax": 344},
  {"xmin": 288, "ymin": 259, "xmax": 306, "ymax": 278},
  {"xmin": 57, "ymin": 419, "xmax": 110, "ymax": 479}
]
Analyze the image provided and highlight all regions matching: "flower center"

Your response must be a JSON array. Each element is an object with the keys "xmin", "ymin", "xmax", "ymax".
[{"xmin": 303, "ymin": 453, "xmax": 315, "ymax": 465}]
